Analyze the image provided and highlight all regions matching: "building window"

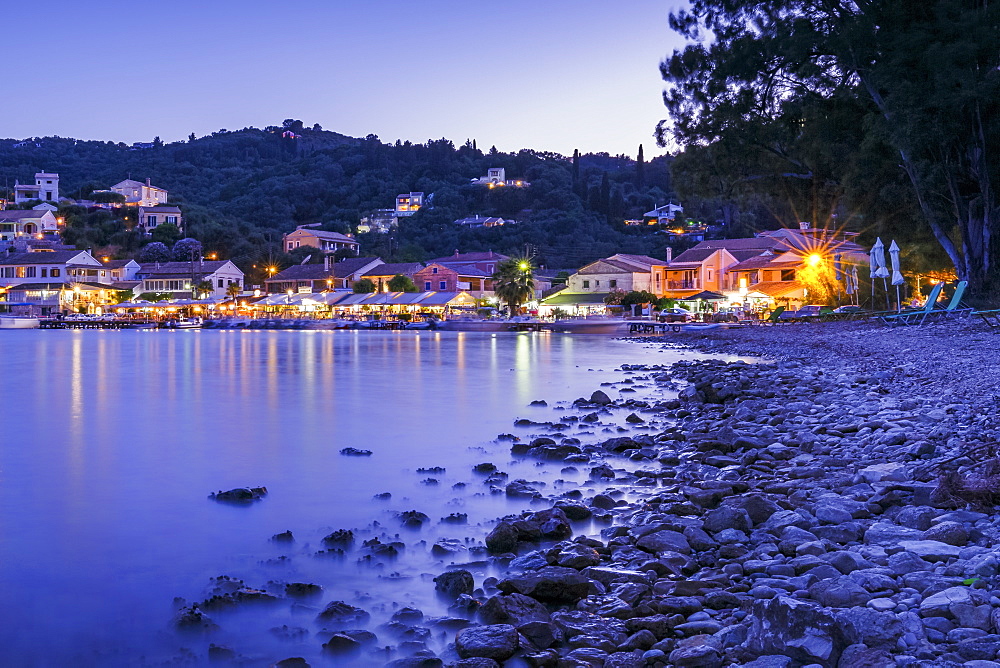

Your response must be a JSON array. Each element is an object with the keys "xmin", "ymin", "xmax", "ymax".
[
  {"xmin": 595, "ymin": 280, "xmax": 600, "ymax": 288},
  {"xmin": 41, "ymin": 268, "xmax": 47, "ymax": 277},
  {"xmin": 439, "ymin": 281, "xmax": 447, "ymax": 290},
  {"xmin": 582, "ymin": 280, "xmax": 590, "ymax": 289},
  {"xmin": 707, "ymin": 269, "xmax": 713, "ymax": 282},
  {"xmin": 424, "ymin": 281, "xmax": 431, "ymax": 290},
  {"xmin": 610, "ymin": 280, "xmax": 617, "ymax": 288},
  {"xmin": 432, "ymin": 267, "xmax": 438, "ymax": 274},
  {"xmin": 780, "ymin": 269, "xmax": 795, "ymax": 281}
]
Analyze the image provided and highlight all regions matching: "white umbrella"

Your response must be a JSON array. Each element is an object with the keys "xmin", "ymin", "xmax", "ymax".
[
  {"xmin": 850, "ymin": 265, "xmax": 860, "ymax": 304},
  {"xmin": 872, "ymin": 238, "xmax": 890, "ymax": 308},
  {"xmin": 889, "ymin": 240, "xmax": 904, "ymax": 311}
]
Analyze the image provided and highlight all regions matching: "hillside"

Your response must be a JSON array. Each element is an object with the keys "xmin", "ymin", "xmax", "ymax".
[{"xmin": 0, "ymin": 122, "xmax": 679, "ymax": 278}]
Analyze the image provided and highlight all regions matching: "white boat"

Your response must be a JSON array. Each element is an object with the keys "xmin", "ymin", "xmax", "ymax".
[
  {"xmin": 164, "ymin": 316, "xmax": 202, "ymax": 329},
  {"xmin": 0, "ymin": 316, "xmax": 41, "ymax": 329},
  {"xmin": 546, "ymin": 317, "xmax": 628, "ymax": 334},
  {"xmin": 438, "ymin": 318, "xmax": 512, "ymax": 332}
]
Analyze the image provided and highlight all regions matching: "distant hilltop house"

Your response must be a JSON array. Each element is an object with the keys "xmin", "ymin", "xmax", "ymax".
[
  {"xmin": 358, "ymin": 192, "xmax": 425, "ymax": 234},
  {"xmin": 110, "ymin": 178, "xmax": 168, "ymax": 207},
  {"xmin": 137, "ymin": 205, "xmax": 182, "ymax": 234},
  {"xmin": 453, "ymin": 215, "xmax": 512, "ymax": 228},
  {"xmin": 13, "ymin": 172, "xmax": 59, "ymax": 204},
  {"xmin": 283, "ymin": 225, "xmax": 360, "ymax": 255},
  {"xmin": 395, "ymin": 192, "xmax": 424, "ymax": 216},
  {"xmin": 471, "ymin": 168, "xmax": 528, "ymax": 188},
  {"xmin": 643, "ymin": 202, "xmax": 684, "ymax": 225}
]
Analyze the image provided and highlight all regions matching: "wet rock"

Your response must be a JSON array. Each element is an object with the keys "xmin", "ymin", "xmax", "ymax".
[
  {"xmin": 590, "ymin": 390, "xmax": 612, "ymax": 405},
  {"xmin": 434, "ymin": 570, "xmax": 474, "ymax": 599},
  {"xmin": 485, "ymin": 522, "xmax": 519, "ymax": 554},
  {"xmin": 339, "ymin": 447, "xmax": 372, "ymax": 456},
  {"xmin": 453, "ymin": 659, "xmax": 500, "ymax": 668},
  {"xmin": 923, "ymin": 521, "xmax": 969, "ymax": 546},
  {"xmin": 898, "ymin": 539, "xmax": 963, "ymax": 561},
  {"xmin": 271, "ymin": 530, "xmax": 294, "ymax": 543},
  {"xmin": 556, "ymin": 543, "xmax": 601, "ymax": 569},
  {"xmin": 554, "ymin": 500, "xmax": 592, "ymax": 521},
  {"xmin": 498, "ymin": 566, "xmax": 592, "ymax": 604},
  {"xmin": 284, "ymin": 582, "xmax": 322, "ymax": 598},
  {"xmin": 808, "ymin": 577, "xmax": 872, "ymax": 608},
  {"xmin": 398, "ymin": 510, "xmax": 430, "ymax": 527},
  {"xmin": 703, "ymin": 506, "xmax": 752, "ymax": 534},
  {"xmin": 174, "ymin": 606, "xmax": 218, "ymax": 632},
  {"xmin": 322, "ymin": 529, "xmax": 354, "ymax": 547},
  {"xmin": 743, "ymin": 596, "xmax": 842, "ymax": 665},
  {"xmin": 668, "ymin": 635, "xmax": 723, "ymax": 668},
  {"xmin": 322, "ymin": 633, "xmax": 361, "ymax": 655},
  {"xmin": 456, "ymin": 624, "xmax": 519, "ymax": 661},
  {"xmin": 625, "ymin": 413, "xmax": 645, "ymax": 424},
  {"xmin": 479, "ymin": 593, "xmax": 551, "ymax": 626},
  {"xmin": 635, "ymin": 529, "xmax": 691, "ymax": 555},
  {"xmin": 273, "ymin": 659, "xmax": 310, "ymax": 667},
  {"xmin": 442, "ymin": 512, "xmax": 468, "ymax": 524},
  {"xmin": 316, "ymin": 601, "xmax": 370, "ymax": 628},
  {"xmin": 920, "ymin": 587, "xmax": 974, "ymax": 617},
  {"xmin": 210, "ymin": 486, "xmax": 267, "ymax": 503}
]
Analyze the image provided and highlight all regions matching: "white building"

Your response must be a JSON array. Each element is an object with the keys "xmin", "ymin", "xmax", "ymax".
[
  {"xmin": 395, "ymin": 192, "xmax": 424, "ymax": 216},
  {"xmin": 13, "ymin": 172, "xmax": 59, "ymax": 203},
  {"xmin": 0, "ymin": 210, "xmax": 60, "ymax": 241},
  {"xmin": 112, "ymin": 178, "xmax": 168, "ymax": 206},
  {"xmin": 136, "ymin": 260, "xmax": 244, "ymax": 298},
  {"xmin": 136, "ymin": 205, "xmax": 182, "ymax": 234},
  {"xmin": 643, "ymin": 202, "xmax": 685, "ymax": 225},
  {"xmin": 471, "ymin": 167, "xmax": 529, "ymax": 188},
  {"xmin": 564, "ymin": 254, "xmax": 669, "ymax": 295},
  {"xmin": 0, "ymin": 250, "xmax": 109, "ymax": 287}
]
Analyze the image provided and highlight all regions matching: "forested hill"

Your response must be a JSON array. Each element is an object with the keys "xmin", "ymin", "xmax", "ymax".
[{"xmin": 0, "ymin": 122, "xmax": 676, "ymax": 273}]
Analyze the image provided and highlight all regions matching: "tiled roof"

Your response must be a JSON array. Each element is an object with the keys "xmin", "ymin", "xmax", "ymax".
[
  {"xmin": 611, "ymin": 254, "xmax": 667, "ymax": 268},
  {"xmin": 692, "ymin": 237, "xmax": 782, "ymax": 251},
  {"xmin": 428, "ymin": 251, "xmax": 509, "ymax": 264},
  {"xmin": 362, "ymin": 262, "xmax": 423, "ymax": 277},
  {"xmin": 102, "ymin": 259, "xmax": 135, "ymax": 269},
  {"xmin": 0, "ymin": 250, "xmax": 87, "ymax": 265},
  {"xmin": 288, "ymin": 228, "xmax": 356, "ymax": 243},
  {"xmin": 138, "ymin": 260, "xmax": 233, "ymax": 277},
  {"xmin": 746, "ymin": 280, "xmax": 804, "ymax": 297},
  {"xmin": 669, "ymin": 248, "xmax": 718, "ymax": 264},
  {"xmin": 332, "ymin": 257, "xmax": 381, "ymax": 278},
  {"xmin": 267, "ymin": 265, "xmax": 332, "ymax": 281},
  {"xmin": 0, "ymin": 210, "xmax": 49, "ymax": 220}
]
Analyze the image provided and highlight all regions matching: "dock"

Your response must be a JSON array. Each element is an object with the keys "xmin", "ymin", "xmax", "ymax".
[{"xmin": 39, "ymin": 319, "xmax": 157, "ymax": 330}]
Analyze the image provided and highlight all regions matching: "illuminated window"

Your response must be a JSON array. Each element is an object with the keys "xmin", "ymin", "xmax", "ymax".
[{"xmin": 51, "ymin": 268, "xmax": 60, "ymax": 277}]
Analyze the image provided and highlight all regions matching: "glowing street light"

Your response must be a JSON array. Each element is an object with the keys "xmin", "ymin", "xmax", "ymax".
[{"xmin": 808, "ymin": 254, "xmax": 822, "ymax": 266}]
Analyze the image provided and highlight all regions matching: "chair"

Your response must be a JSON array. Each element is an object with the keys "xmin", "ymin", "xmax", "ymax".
[
  {"xmin": 759, "ymin": 306, "xmax": 786, "ymax": 325},
  {"xmin": 975, "ymin": 309, "xmax": 1000, "ymax": 328},
  {"xmin": 879, "ymin": 282, "xmax": 944, "ymax": 326}
]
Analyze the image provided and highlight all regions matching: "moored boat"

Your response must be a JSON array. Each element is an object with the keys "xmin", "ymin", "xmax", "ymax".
[
  {"xmin": 546, "ymin": 317, "xmax": 627, "ymax": 334},
  {"xmin": 0, "ymin": 316, "xmax": 41, "ymax": 329},
  {"xmin": 438, "ymin": 318, "xmax": 512, "ymax": 332}
]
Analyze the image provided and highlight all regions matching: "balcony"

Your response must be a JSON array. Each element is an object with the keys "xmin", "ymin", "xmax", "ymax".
[{"xmin": 667, "ymin": 280, "xmax": 700, "ymax": 290}]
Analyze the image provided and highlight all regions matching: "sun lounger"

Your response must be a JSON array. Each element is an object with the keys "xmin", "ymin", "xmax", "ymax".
[
  {"xmin": 880, "ymin": 282, "xmax": 961, "ymax": 326},
  {"xmin": 974, "ymin": 309, "xmax": 1000, "ymax": 328},
  {"xmin": 759, "ymin": 306, "xmax": 786, "ymax": 325}
]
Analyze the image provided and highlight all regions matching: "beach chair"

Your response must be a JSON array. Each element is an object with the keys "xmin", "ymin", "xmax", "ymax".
[
  {"xmin": 759, "ymin": 306, "xmax": 786, "ymax": 325},
  {"xmin": 879, "ymin": 282, "xmax": 944, "ymax": 326},
  {"xmin": 975, "ymin": 309, "xmax": 1000, "ymax": 328}
]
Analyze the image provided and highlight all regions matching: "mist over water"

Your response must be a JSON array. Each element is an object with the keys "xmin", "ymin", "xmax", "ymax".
[{"xmin": 0, "ymin": 330, "xmax": 704, "ymax": 666}]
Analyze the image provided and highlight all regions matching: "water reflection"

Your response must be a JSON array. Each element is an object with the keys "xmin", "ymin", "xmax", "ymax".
[{"xmin": 0, "ymin": 330, "xmax": 700, "ymax": 666}]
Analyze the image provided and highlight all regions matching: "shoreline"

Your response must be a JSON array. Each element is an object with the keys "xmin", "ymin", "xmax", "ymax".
[{"xmin": 156, "ymin": 320, "xmax": 1000, "ymax": 666}]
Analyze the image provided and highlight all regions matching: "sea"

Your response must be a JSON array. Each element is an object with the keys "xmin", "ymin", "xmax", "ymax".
[{"xmin": 0, "ymin": 329, "xmax": 710, "ymax": 666}]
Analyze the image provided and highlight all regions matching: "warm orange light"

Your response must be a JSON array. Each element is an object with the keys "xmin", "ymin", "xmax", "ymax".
[{"xmin": 808, "ymin": 254, "xmax": 822, "ymax": 266}]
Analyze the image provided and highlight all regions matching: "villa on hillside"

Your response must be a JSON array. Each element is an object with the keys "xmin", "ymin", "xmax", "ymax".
[
  {"xmin": 0, "ymin": 209, "xmax": 60, "ymax": 242},
  {"xmin": 471, "ymin": 168, "xmax": 529, "ymax": 188},
  {"xmin": 111, "ymin": 178, "xmax": 168, "ymax": 207},
  {"xmin": 13, "ymin": 172, "xmax": 60, "ymax": 203},
  {"xmin": 283, "ymin": 225, "xmax": 360, "ymax": 255},
  {"xmin": 137, "ymin": 205, "xmax": 182, "ymax": 234}
]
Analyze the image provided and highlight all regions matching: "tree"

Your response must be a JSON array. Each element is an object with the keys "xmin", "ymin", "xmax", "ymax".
[
  {"xmin": 660, "ymin": 0, "xmax": 1000, "ymax": 301},
  {"xmin": 150, "ymin": 223, "xmax": 182, "ymax": 245},
  {"xmin": 172, "ymin": 237, "xmax": 203, "ymax": 261},
  {"xmin": 387, "ymin": 274, "xmax": 418, "ymax": 292},
  {"xmin": 91, "ymin": 191, "xmax": 126, "ymax": 205},
  {"xmin": 492, "ymin": 257, "xmax": 535, "ymax": 314},
  {"xmin": 636, "ymin": 144, "xmax": 645, "ymax": 188},
  {"xmin": 226, "ymin": 283, "xmax": 242, "ymax": 301},
  {"xmin": 153, "ymin": 136, "xmax": 163, "ymax": 148},
  {"xmin": 138, "ymin": 242, "xmax": 170, "ymax": 263},
  {"xmin": 193, "ymin": 280, "xmax": 214, "ymax": 299},
  {"xmin": 353, "ymin": 278, "xmax": 376, "ymax": 294}
]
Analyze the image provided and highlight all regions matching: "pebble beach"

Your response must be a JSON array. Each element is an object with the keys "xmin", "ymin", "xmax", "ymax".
[{"xmin": 175, "ymin": 319, "xmax": 1000, "ymax": 668}]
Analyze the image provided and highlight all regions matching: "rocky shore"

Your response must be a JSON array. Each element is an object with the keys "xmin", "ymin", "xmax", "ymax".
[{"xmin": 183, "ymin": 319, "xmax": 1000, "ymax": 667}]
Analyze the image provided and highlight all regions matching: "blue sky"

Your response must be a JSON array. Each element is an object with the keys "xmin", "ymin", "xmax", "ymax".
[{"xmin": 7, "ymin": 1, "xmax": 685, "ymax": 157}]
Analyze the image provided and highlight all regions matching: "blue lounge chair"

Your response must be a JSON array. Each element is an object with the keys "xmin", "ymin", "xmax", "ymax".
[{"xmin": 879, "ymin": 282, "xmax": 945, "ymax": 326}]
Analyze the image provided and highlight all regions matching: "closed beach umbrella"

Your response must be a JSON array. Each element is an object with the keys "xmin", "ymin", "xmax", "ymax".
[
  {"xmin": 873, "ymin": 238, "xmax": 890, "ymax": 279},
  {"xmin": 834, "ymin": 253, "xmax": 843, "ymax": 281},
  {"xmin": 889, "ymin": 240, "xmax": 904, "ymax": 311},
  {"xmin": 851, "ymin": 265, "xmax": 860, "ymax": 304}
]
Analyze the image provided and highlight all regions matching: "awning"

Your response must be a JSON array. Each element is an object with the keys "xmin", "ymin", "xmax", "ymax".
[
  {"xmin": 540, "ymin": 292, "xmax": 610, "ymax": 306},
  {"xmin": 683, "ymin": 291, "xmax": 726, "ymax": 301}
]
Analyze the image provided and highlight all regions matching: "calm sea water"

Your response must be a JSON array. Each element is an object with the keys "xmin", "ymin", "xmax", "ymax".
[{"xmin": 0, "ymin": 329, "xmax": 707, "ymax": 666}]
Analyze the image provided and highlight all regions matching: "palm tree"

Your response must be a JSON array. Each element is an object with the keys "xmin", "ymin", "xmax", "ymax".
[
  {"xmin": 492, "ymin": 258, "xmax": 535, "ymax": 315},
  {"xmin": 226, "ymin": 283, "xmax": 242, "ymax": 301},
  {"xmin": 193, "ymin": 280, "xmax": 214, "ymax": 299}
]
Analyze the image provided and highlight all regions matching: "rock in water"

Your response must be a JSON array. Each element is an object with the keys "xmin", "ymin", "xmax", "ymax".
[
  {"xmin": 339, "ymin": 447, "xmax": 372, "ymax": 456},
  {"xmin": 210, "ymin": 487, "xmax": 267, "ymax": 503},
  {"xmin": 456, "ymin": 624, "xmax": 519, "ymax": 661},
  {"xmin": 434, "ymin": 570, "xmax": 474, "ymax": 598},
  {"xmin": 589, "ymin": 390, "xmax": 612, "ymax": 405},
  {"xmin": 316, "ymin": 601, "xmax": 370, "ymax": 628}
]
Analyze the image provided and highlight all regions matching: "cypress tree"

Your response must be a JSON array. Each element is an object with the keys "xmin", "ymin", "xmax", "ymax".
[{"xmin": 636, "ymin": 144, "xmax": 645, "ymax": 187}]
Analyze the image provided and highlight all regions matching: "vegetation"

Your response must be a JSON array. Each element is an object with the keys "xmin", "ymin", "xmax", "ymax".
[
  {"xmin": 660, "ymin": 0, "xmax": 1000, "ymax": 301},
  {"xmin": 492, "ymin": 257, "xmax": 535, "ymax": 314},
  {"xmin": 387, "ymin": 274, "xmax": 418, "ymax": 292},
  {"xmin": 352, "ymin": 278, "xmax": 376, "ymax": 294}
]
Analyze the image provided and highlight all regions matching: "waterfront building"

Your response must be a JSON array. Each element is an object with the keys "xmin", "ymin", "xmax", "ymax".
[
  {"xmin": 565, "ymin": 254, "xmax": 669, "ymax": 296},
  {"xmin": 0, "ymin": 250, "xmax": 110, "ymax": 288},
  {"xmin": 413, "ymin": 262, "xmax": 495, "ymax": 297},
  {"xmin": 136, "ymin": 260, "xmax": 243, "ymax": 299},
  {"xmin": 13, "ymin": 172, "xmax": 59, "ymax": 203},
  {"xmin": 111, "ymin": 178, "xmax": 168, "ymax": 207},
  {"xmin": 265, "ymin": 257, "xmax": 383, "ymax": 293},
  {"xmin": 282, "ymin": 225, "xmax": 360, "ymax": 255},
  {"xmin": 101, "ymin": 259, "xmax": 141, "ymax": 282}
]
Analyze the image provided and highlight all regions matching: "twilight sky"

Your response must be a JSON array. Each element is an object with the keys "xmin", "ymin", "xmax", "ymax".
[{"xmin": 6, "ymin": 0, "xmax": 685, "ymax": 158}]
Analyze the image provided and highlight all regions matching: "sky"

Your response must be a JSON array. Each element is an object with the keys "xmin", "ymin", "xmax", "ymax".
[{"xmin": 5, "ymin": 1, "xmax": 687, "ymax": 158}]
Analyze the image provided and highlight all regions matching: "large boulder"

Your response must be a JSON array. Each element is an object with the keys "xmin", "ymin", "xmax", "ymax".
[
  {"xmin": 742, "ymin": 596, "xmax": 846, "ymax": 666},
  {"xmin": 497, "ymin": 567, "xmax": 591, "ymax": 604},
  {"xmin": 478, "ymin": 593, "xmax": 550, "ymax": 626},
  {"xmin": 455, "ymin": 624, "xmax": 519, "ymax": 661},
  {"xmin": 435, "ymin": 570, "xmax": 474, "ymax": 599},
  {"xmin": 485, "ymin": 522, "xmax": 519, "ymax": 554},
  {"xmin": 316, "ymin": 601, "xmax": 370, "ymax": 628},
  {"xmin": 808, "ymin": 577, "xmax": 872, "ymax": 608},
  {"xmin": 635, "ymin": 529, "xmax": 691, "ymax": 555}
]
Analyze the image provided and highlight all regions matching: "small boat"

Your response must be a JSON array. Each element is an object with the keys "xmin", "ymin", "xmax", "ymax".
[
  {"xmin": 438, "ymin": 318, "xmax": 512, "ymax": 332},
  {"xmin": 546, "ymin": 317, "xmax": 627, "ymax": 335},
  {"xmin": 163, "ymin": 316, "xmax": 203, "ymax": 329},
  {"xmin": 0, "ymin": 316, "xmax": 41, "ymax": 329}
]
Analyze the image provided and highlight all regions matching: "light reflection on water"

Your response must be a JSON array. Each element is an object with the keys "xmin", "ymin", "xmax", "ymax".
[{"xmin": 0, "ymin": 329, "xmax": 703, "ymax": 666}]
